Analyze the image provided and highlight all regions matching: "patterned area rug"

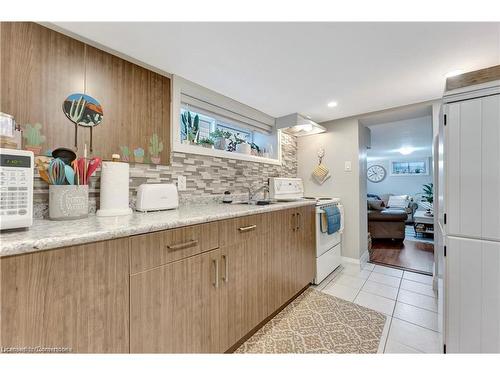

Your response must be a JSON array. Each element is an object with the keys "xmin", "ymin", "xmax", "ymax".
[{"xmin": 235, "ymin": 288, "xmax": 386, "ymax": 354}]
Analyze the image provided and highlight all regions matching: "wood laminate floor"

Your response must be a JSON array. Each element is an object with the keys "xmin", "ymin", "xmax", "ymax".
[{"xmin": 369, "ymin": 239, "xmax": 434, "ymax": 275}]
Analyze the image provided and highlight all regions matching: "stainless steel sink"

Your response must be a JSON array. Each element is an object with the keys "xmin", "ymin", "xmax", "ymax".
[{"xmin": 230, "ymin": 200, "xmax": 275, "ymax": 205}]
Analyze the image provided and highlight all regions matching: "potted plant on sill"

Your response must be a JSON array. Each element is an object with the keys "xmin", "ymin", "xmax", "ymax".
[
  {"xmin": 250, "ymin": 142, "xmax": 260, "ymax": 156},
  {"xmin": 210, "ymin": 129, "xmax": 231, "ymax": 150},
  {"xmin": 229, "ymin": 133, "xmax": 251, "ymax": 154},
  {"xmin": 199, "ymin": 137, "xmax": 215, "ymax": 149},
  {"xmin": 181, "ymin": 111, "xmax": 200, "ymax": 145},
  {"xmin": 422, "ymin": 182, "xmax": 434, "ymax": 216}
]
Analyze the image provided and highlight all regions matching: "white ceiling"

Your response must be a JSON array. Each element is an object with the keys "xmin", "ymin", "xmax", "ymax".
[
  {"xmin": 52, "ymin": 22, "xmax": 500, "ymax": 122},
  {"xmin": 367, "ymin": 115, "xmax": 433, "ymax": 161}
]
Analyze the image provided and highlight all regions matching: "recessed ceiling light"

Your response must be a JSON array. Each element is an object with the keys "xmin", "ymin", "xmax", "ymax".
[
  {"xmin": 398, "ymin": 146, "xmax": 415, "ymax": 155},
  {"xmin": 327, "ymin": 101, "xmax": 338, "ymax": 108},
  {"xmin": 445, "ymin": 70, "xmax": 464, "ymax": 78}
]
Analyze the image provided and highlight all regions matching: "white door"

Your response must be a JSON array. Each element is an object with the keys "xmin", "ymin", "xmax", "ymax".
[
  {"xmin": 445, "ymin": 94, "xmax": 500, "ymax": 241},
  {"xmin": 446, "ymin": 236, "xmax": 500, "ymax": 353}
]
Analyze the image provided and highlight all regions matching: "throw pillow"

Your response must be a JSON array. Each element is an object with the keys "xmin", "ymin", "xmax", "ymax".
[
  {"xmin": 368, "ymin": 199, "xmax": 385, "ymax": 211},
  {"xmin": 387, "ymin": 195, "xmax": 409, "ymax": 208}
]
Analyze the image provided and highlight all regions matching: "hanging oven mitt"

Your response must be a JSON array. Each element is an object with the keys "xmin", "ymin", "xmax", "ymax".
[{"xmin": 312, "ymin": 163, "xmax": 331, "ymax": 184}]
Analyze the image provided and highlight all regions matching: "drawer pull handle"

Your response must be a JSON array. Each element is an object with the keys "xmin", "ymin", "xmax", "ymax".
[
  {"xmin": 167, "ymin": 239, "xmax": 199, "ymax": 251},
  {"xmin": 222, "ymin": 254, "xmax": 229, "ymax": 283},
  {"xmin": 238, "ymin": 224, "xmax": 257, "ymax": 232},
  {"xmin": 213, "ymin": 259, "xmax": 219, "ymax": 288}
]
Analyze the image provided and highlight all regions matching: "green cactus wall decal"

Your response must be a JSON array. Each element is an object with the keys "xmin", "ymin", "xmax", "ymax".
[
  {"xmin": 120, "ymin": 146, "xmax": 131, "ymax": 161},
  {"xmin": 149, "ymin": 134, "xmax": 164, "ymax": 157},
  {"xmin": 23, "ymin": 123, "xmax": 46, "ymax": 146}
]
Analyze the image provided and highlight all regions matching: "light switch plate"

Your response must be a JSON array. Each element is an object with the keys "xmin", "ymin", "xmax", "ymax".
[
  {"xmin": 344, "ymin": 161, "xmax": 352, "ymax": 172},
  {"xmin": 177, "ymin": 175, "xmax": 187, "ymax": 191}
]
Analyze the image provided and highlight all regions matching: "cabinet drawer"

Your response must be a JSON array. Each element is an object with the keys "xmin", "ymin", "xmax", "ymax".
[
  {"xmin": 219, "ymin": 213, "xmax": 270, "ymax": 247},
  {"xmin": 130, "ymin": 222, "xmax": 219, "ymax": 274}
]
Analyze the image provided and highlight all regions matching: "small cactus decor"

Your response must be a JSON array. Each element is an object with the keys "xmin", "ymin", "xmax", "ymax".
[
  {"xmin": 23, "ymin": 123, "xmax": 46, "ymax": 155},
  {"xmin": 133, "ymin": 147, "xmax": 145, "ymax": 163},
  {"xmin": 120, "ymin": 146, "xmax": 131, "ymax": 162},
  {"xmin": 149, "ymin": 133, "xmax": 163, "ymax": 164}
]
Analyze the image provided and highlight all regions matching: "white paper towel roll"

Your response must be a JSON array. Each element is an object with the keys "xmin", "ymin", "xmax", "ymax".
[{"xmin": 96, "ymin": 161, "xmax": 132, "ymax": 217}]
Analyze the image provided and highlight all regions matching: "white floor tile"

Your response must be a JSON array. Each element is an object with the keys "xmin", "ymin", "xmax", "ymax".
[
  {"xmin": 400, "ymin": 279, "xmax": 436, "ymax": 297},
  {"xmin": 377, "ymin": 316, "xmax": 392, "ymax": 353},
  {"xmin": 341, "ymin": 267, "xmax": 371, "ymax": 280},
  {"xmin": 368, "ymin": 272, "xmax": 401, "ymax": 288},
  {"xmin": 384, "ymin": 339, "xmax": 422, "ymax": 353},
  {"xmin": 362, "ymin": 280, "xmax": 399, "ymax": 300},
  {"xmin": 387, "ymin": 318, "xmax": 441, "ymax": 353},
  {"xmin": 362, "ymin": 262, "xmax": 375, "ymax": 271},
  {"xmin": 397, "ymin": 289, "xmax": 438, "ymax": 313},
  {"xmin": 332, "ymin": 274, "xmax": 367, "ymax": 289},
  {"xmin": 322, "ymin": 282, "xmax": 360, "ymax": 302},
  {"xmin": 354, "ymin": 291, "xmax": 396, "ymax": 316},
  {"xmin": 373, "ymin": 265, "xmax": 404, "ymax": 278},
  {"xmin": 393, "ymin": 302, "xmax": 438, "ymax": 332},
  {"xmin": 403, "ymin": 271, "xmax": 433, "ymax": 285},
  {"xmin": 312, "ymin": 268, "xmax": 340, "ymax": 290}
]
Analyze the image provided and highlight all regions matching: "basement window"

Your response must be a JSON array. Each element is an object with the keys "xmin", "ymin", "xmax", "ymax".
[{"xmin": 173, "ymin": 75, "xmax": 281, "ymax": 165}]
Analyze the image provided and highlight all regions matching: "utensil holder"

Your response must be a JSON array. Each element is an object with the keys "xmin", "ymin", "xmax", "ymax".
[{"xmin": 49, "ymin": 185, "xmax": 89, "ymax": 220}]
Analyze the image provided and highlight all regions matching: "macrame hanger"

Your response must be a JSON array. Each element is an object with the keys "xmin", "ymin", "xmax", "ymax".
[{"xmin": 317, "ymin": 148, "xmax": 325, "ymax": 165}]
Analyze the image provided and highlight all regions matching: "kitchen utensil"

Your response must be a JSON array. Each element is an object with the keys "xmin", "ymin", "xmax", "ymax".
[
  {"xmin": 48, "ymin": 158, "xmax": 66, "ymax": 185},
  {"xmin": 71, "ymin": 160, "xmax": 80, "ymax": 185},
  {"xmin": 52, "ymin": 147, "xmax": 77, "ymax": 165},
  {"xmin": 86, "ymin": 157, "xmax": 101, "ymax": 181},
  {"xmin": 77, "ymin": 157, "xmax": 86, "ymax": 185},
  {"xmin": 35, "ymin": 156, "xmax": 51, "ymax": 171},
  {"xmin": 64, "ymin": 164, "xmax": 75, "ymax": 185},
  {"xmin": 39, "ymin": 169, "xmax": 50, "ymax": 184}
]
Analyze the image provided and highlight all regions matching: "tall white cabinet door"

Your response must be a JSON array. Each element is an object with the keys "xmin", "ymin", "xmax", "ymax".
[
  {"xmin": 446, "ymin": 236, "xmax": 500, "ymax": 353},
  {"xmin": 445, "ymin": 94, "xmax": 500, "ymax": 240},
  {"xmin": 481, "ymin": 95, "xmax": 500, "ymax": 241}
]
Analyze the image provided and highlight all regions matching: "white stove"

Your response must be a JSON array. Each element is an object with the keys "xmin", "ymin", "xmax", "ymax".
[{"xmin": 305, "ymin": 196, "xmax": 344, "ymax": 284}]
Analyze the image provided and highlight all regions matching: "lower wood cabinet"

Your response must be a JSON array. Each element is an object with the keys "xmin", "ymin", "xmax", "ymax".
[
  {"xmin": 0, "ymin": 238, "xmax": 130, "ymax": 353},
  {"xmin": 0, "ymin": 205, "xmax": 316, "ymax": 353},
  {"xmin": 130, "ymin": 248, "xmax": 221, "ymax": 353}
]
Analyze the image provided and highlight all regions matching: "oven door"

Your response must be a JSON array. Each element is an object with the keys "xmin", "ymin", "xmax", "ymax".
[{"xmin": 315, "ymin": 204, "xmax": 343, "ymax": 257}]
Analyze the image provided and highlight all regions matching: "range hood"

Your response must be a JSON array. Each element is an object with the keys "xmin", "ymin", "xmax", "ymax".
[{"xmin": 275, "ymin": 113, "xmax": 326, "ymax": 136}]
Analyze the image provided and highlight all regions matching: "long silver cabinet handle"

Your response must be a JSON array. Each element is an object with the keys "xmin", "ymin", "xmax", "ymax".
[
  {"xmin": 222, "ymin": 254, "xmax": 229, "ymax": 283},
  {"xmin": 167, "ymin": 239, "xmax": 199, "ymax": 251},
  {"xmin": 238, "ymin": 224, "xmax": 256, "ymax": 232},
  {"xmin": 213, "ymin": 259, "xmax": 219, "ymax": 288}
]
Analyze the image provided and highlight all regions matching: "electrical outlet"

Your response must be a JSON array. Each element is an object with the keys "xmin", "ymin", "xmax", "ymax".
[
  {"xmin": 344, "ymin": 161, "xmax": 352, "ymax": 172},
  {"xmin": 177, "ymin": 175, "xmax": 187, "ymax": 191}
]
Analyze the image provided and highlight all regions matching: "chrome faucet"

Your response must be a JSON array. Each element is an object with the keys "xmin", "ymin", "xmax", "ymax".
[{"xmin": 246, "ymin": 183, "xmax": 270, "ymax": 202}]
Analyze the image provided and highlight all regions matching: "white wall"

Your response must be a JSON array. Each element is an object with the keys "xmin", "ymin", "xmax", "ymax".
[
  {"xmin": 297, "ymin": 117, "xmax": 365, "ymax": 261},
  {"xmin": 367, "ymin": 158, "xmax": 433, "ymax": 197}
]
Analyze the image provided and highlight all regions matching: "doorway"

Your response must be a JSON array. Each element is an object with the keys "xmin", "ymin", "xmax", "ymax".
[{"xmin": 362, "ymin": 105, "xmax": 435, "ymax": 275}]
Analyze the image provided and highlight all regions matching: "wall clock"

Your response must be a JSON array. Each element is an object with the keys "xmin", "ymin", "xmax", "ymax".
[{"xmin": 367, "ymin": 165, "xmax": 386, "ymax": 183}]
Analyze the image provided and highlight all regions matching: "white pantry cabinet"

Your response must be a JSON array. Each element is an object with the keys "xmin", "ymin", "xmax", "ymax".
[
  {"xmin": 446, "ymin": 236, "xmax": 500, "ymax": 353},
  {"xmin": 445, "ymin": 94, "xmax": 500, "ymax": 241}
]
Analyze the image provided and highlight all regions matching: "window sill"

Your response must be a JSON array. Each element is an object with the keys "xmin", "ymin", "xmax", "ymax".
[{"xmin": 173, "ymin": 142, "xmax": 282, "ymax": 166}]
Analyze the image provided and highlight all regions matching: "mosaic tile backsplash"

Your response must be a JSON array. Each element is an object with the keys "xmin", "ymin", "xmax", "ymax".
[{"xmin": 33, "ymin": 133, "xmax": 297, "ymax": 218}]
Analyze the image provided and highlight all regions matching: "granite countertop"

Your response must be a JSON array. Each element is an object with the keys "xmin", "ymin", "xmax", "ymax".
[{"xmin": 0, "ymin": 200, "xmax": 315, "ymax": 257}]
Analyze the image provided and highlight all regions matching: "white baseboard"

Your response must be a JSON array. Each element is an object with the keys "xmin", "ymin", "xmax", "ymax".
[
  {"xmin": 341, "ymin": 256, "xmax": 360, "ymax": 265},
  {"xmin": 360, "ymin": 250, "xmax": 369, "ymax": 267}
]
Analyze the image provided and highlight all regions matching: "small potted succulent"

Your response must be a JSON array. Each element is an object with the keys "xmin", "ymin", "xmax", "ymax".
[
  {"xmin": 181, "ymin": 111, "xmax": 200, "ymax": 145},
  {"xmin": 199, "ymin": 137, "xmax": 215, "ymax": 149},
  {"xmin": 23, "ymin": 123, "xmax": 46, "ymax": 155},
  {"xmin": 233, "ymin": 133, "xmax": 251, "ymax": 154},
  {"xmin": 210, "ymin": 129, "xmax": 231, "ymax": 150},
  {"xmin": 133, "ymin": 147, "xmax": 145, "ymax": 163},
  {"xmin": 149, "ymin": 133, "xmax": 163, "ymax": 164}
]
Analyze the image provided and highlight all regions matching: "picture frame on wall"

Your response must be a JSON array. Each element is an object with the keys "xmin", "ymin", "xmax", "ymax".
[{"xmin": 389, "ymin": 158, "xmax": 429, "ymax": 176}]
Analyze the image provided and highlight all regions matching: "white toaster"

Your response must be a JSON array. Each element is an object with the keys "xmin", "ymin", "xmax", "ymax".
[{"xmin": 136, "ymin": 183, "xmax": 179, "ymax": 212}]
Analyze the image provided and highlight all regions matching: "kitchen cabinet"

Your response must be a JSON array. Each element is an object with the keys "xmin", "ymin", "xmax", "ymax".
[
  {"xmin": 130, "ymin": 248, "xmax": 221, "ymax": 353},
  {"xmin": 0, "ymin": 205, "xmax": 316, "ymax": 353},
  {"xmin": 0, "ymin": 238, "xmax": 130, "ymax": 353},
  {"xmin": 0, "ymin": 22, "xmax": 170, "ymax": 164}
]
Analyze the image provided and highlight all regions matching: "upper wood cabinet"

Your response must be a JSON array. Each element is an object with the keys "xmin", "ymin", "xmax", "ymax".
[{"xmin": 0, "ymin": 22, "xmax": 170, "ymax": 165}]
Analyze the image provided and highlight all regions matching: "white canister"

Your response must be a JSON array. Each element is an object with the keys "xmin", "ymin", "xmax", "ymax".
[
  {"xmin": 96, "ymin": 161, "xmax": 132, "ymax": 217},
  {"xmin": 49, "ymin": 185, "xmax": 89, "ymax": 220},
  {"xmin": 236, "ymin": 143, "xmax": 251, "ymax": 155}
]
